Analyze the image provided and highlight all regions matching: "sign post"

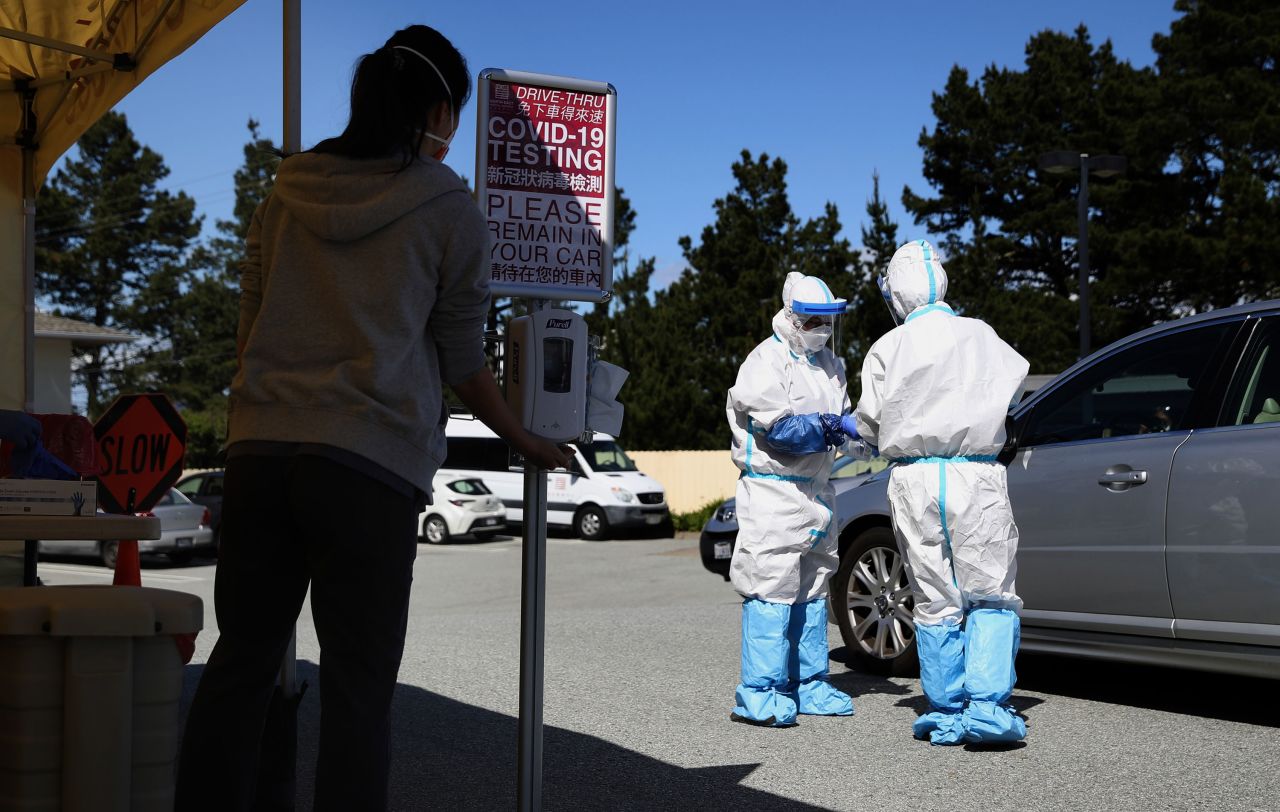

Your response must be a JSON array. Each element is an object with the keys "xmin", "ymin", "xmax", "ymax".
[
  {"xmin": 478, "ymin": 68, "xmax": 616, "ymax": 812},
  {"xmin": 93, "ymin": 392, "xmax": 187, "ymax": 586}
]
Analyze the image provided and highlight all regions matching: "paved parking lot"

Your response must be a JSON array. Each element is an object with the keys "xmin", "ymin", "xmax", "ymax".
[{"xmin": 40, "ymin": 536, "xmax": 1280, "ymax": 811}]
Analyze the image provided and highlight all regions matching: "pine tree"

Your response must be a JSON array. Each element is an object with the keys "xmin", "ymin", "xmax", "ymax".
[{"xmin": 35, "ymin": 111, "xmax": 201, "ymax": 416}]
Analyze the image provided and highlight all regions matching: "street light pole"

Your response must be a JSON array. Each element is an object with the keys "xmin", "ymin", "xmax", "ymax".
[
  {"xmin": 1077, "ymin": 154, "xmax": 1091, "ymax": 361},
  {"xmin": 1037, "ymin": 151, "xmax": 1126, "ymax": 360}
]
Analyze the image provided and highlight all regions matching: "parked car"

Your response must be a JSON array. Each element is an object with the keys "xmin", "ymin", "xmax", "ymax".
[
  {"xmin": 418, "ymin": 475, "xmax": 507, "ymax": 544},
  {"xmin": 175, "ymin": 469, "xmax": 224, "ymax": 547},
  {"xmin": 39, "ymin": 487, "xmax": 215, "ymax": 567},
  {"xmin": 701, "ymin": 300, "xmax": 1280, "ymax": 681},
  {"xmin": 440, "ymin": 417, "xmax": 671, "ymax": 540}
]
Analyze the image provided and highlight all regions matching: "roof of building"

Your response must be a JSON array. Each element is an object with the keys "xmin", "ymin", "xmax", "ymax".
[{"xmin": 34, "ymin": 312, "xmax": 137, "ymax": 346}]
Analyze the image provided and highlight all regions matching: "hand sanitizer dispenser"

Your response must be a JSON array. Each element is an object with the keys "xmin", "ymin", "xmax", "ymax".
[{"xmin": 505, "ymin": 308, "xmax": 588, "ymax": 442}]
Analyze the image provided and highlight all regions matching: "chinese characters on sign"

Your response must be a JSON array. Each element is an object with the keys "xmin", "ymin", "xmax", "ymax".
[{"xmin": 479, "ymin": 72, "xmax": 615, "ymax": 300}]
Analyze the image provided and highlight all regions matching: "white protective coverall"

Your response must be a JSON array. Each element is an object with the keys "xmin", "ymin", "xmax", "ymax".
[
  {"xmin": 725, "ymin": 272, "xmax": 870, "ymax": 726},
  {"xmin": 854, "ymin": 240, "xmax": 1030, "ymax": 745}
]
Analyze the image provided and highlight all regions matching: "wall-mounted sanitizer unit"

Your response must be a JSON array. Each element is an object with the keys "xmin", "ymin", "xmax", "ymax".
[{"xmin": 505, "ymin": 308, "xmax": 588, "ymax": 443}]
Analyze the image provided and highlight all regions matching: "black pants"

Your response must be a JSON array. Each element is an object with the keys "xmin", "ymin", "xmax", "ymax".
[{"xmin": 176, "ymin": 454, "xmax": 419, "ymax": 811}]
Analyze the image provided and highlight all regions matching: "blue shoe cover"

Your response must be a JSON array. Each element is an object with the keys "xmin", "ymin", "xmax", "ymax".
[
  {"xmin": 790, "ymin": 599, "xmax": 853, "ymax": 716},
  {"xmin": 733, "ymin": 599, "xmax": 798, "ymax": 727},
  {"xmin": 962, "ymin": 608, "xmax": 1025, "ymax": 743},
  {"xmin": 915, "ymin": 622, "xmax": 965, "ymax": 713},
  {"xmin": 733, "ymin": 685, "xmax": 799, "ymax": 727},
  {"xmin": 913, "ymin": 710, "xmax": 966, "ymax": 745},
  {"xmin": 798, "ymin": 679, "xmax": 853, "ymax": 716},
  {"xmin": 962, "ymin": 701, "xmax": 1026, "ymax": 743}
]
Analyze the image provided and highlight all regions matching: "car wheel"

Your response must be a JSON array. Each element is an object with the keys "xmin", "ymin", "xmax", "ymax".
[
  {"xmin": 832, "ymin": 526, "xmax": 919, "ymax": 676},
  {"xmin": 100, "ymin": 540, "xmax": 119, "ymax": 570},
  {"xmin": 574, "ymin": 505, "xmax": 609, "ymax": 541},
  {"xmin": 422, "ymin": 514, "xmax": 450, "ymax": 545}
]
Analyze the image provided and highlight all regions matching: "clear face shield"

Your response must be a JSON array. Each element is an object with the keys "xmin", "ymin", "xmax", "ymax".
[
  {"xmin": 791, "ymin": 300, "xmax": 846, "ymax": 354},
  {"xmin": 877, "ymin": 274, "xmax": 902, "ymax": 327}
]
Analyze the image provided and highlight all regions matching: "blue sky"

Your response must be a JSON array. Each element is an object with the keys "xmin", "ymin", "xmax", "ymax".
[{"xmin": 97, "ymin": 0, "xmax": 1180, "ymax": 292}]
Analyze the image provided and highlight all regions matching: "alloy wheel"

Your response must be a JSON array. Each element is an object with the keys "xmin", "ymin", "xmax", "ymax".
[{"xmin": 844, "ymin": 544, "xmax": 915, "ymax": 661}]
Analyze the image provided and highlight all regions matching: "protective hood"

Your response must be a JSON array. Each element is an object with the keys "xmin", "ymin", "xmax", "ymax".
[
  {"xmin": 884, "ymin": 240, "xmax": 949, "ymax": 321},
  {"xmin": 775, "ymin": 272, "xmax": 844, "ymax": 356},
  {"xmin": 271, "ymin": 152, "xmax": 466, "ymax": 242}
]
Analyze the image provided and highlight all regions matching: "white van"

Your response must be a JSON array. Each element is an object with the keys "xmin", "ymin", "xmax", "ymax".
[{"xmin": 439, "ymin": 416, "xmax": 670, "ymax": 540}]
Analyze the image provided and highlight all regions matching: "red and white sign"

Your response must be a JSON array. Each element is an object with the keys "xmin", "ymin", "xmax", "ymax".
[
  {"xmin": 477, "ymin": 68, "xmax": 616, "ymax": 302},
  {"xmin": 93, "ymin": 393, "xmax": 187, "ymax": 514}
]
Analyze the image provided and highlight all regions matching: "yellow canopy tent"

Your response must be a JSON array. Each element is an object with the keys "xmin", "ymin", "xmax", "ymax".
[{"xmin": 0, "ymin": 0, "xmax": 249, "ymax": 411}]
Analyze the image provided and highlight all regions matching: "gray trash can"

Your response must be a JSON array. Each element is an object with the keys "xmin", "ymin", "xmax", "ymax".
[{"xmin": 0, "ymin": 585, "xmax": 203, "ymax": 812}]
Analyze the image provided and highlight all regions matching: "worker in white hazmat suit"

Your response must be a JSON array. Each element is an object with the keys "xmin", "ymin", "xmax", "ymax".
[
  {"xmin": 854, "ymin": 240, "xmax": 1030, "ymax": 745},
  {"xmin": 725, "ymin": 272, "xmax": 875, "ymax": 727}
]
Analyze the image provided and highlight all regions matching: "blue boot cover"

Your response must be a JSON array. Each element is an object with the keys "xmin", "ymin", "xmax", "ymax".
[
  {"xmin": 912, "ymin": 622, "xmax": 966, "ymax": 745},
  {"xmin": 791, "ymin": 599, "xmax": 854, "ymax": 716},
  {"xmin": 733, "ymin": 599, "xmax": 798, "ymax": 726},
  {"xmin": 961, "ymin": 608, "xmax": 1026, "ymax": 743}
]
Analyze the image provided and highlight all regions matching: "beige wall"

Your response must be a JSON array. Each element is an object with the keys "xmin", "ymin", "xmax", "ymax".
[
  {"xmin": 628, "ymin": 450, "xmax": 739, "ymax": 514},
  {"xmin": 628, "ymin": 450, "xmax": 891, "ymax": 515}
]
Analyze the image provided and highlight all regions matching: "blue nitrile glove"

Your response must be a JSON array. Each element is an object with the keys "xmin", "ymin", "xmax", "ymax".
[
  {"xmin": 0, "ymin": 410, "xmax": 40, "ymax": 451},
  {"xmin": 818, "ymin": 413, "xmax": 847, "ymax": 448},
  {"xmin": 840, "ymin": 414, "xmax": 860, "ymax": 441},
  {"xmin": 766, "ymin": 413, "xmax": 846, "ymax": 454}
]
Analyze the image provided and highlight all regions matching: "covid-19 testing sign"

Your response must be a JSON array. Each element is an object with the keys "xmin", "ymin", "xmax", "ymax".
[{"xmin": 476, "ymin": 68, "xmax": 617, "ymax": 303}]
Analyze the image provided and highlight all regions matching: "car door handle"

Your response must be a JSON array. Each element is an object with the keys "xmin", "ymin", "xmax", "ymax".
[{"xmin": 1098, "ymin": 466, "xmax": 1148, "ymax": 491}]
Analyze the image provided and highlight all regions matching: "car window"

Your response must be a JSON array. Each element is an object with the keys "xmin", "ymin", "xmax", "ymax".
[
  {"xmin": 578, "ymin": 440, "xmax": 637, "ymax": 472},
  {"xmin": 176, "ymin": 477, "xmax": 202, "ymax": 497},
  {"xmin": 205, "ymin": 476, "xmax": 224, "ymax": 496},
  {"xmin": 447, "ymin": 479, "xmax": 491, "ymax": 495},
  {"xmin": 1221, "ymin": 317, "xmax": 1280, "ymax": 427},
  {"xmin": 1020, "ymin": 322, "xmax": 1232, "ymax": 447},
  {"xmin": 445, "ymin": 437, "xmax": 511, "ymax": 472}
]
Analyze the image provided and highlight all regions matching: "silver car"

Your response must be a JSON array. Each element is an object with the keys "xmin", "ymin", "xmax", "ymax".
[
  {"xmin": 828, "ymin": 300, "xmax": 1280, "ymax": 680},
  {"xmin": 39, "ymin": 487, "xmax": 215, "ymax": 567}
]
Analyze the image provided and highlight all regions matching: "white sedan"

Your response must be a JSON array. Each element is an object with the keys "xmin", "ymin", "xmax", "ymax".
[
  {"xmin": 418, "ymin": 476, "xmax": 506, "ymax": 544},
  {"xmin": 38, "ymin": 487, "xmax": 215, "ymax": 567}
]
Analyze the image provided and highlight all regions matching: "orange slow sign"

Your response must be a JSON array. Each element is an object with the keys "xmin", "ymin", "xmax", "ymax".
[{"xmin": 93, "ymin": 393, "xmax": 188, "ymax": 514}]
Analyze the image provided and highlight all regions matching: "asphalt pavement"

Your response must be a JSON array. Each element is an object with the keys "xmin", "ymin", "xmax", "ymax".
[{"xmin": 38, "ymin": 535, "xmax": 1280, "ymax": 811}]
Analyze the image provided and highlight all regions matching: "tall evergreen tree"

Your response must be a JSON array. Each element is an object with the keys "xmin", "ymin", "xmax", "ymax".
[
  {"xmin": 624, "ymin": 150, "xmax": 858, "ymax": 450},
  {"xmin": 903, "ymin": 27, "xmax": 1166, "ymax": 371},
  {"xmin": 179, "ymin": 120, "xmax": 279, "ymax": 465},
  {"xmin": 846, "ymin": 172, "xmax": 901, "ymax": 390},
  {"xmin": 35, "ymin": 111, "xmax": 201, "ymax": 416},
  {"xmin": 1151, "ymin": 0, "xmax": 1280, "ymax": 310}
]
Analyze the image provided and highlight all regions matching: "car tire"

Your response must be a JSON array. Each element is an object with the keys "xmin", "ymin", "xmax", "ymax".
[
  {"xmin": 574, "ymin": 504, "xmax": 609, "ymax": 541},
  {"xmin": 831, "ymin": 526, "xmax": 919, "ymax": 676},
  {"xmin": 422, "ymin": 514, "xmax": 450, "ymax": 545},
  {"xmin": 100, "ymin": 540, "xmax": 119, "ymax": 570}
]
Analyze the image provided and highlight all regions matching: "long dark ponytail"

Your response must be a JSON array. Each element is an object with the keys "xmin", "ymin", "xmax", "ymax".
[{"xmin": 311, "ymin": 25, "xmax": 470, "ymax": 168}]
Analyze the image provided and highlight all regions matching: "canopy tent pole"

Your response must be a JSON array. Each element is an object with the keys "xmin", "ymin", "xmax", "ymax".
[
  {"xmin": 18, "ymin": 81, "xmax": 35, "ymax": 412},
  {"xmin": 279, "ymin": 0, "xmax": 301, "ymax": 701}
]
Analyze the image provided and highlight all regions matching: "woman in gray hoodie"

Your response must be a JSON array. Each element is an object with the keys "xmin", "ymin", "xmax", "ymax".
[{"xmin": 176, "ymin": 25, "xmax": 569, "ymax": 811}]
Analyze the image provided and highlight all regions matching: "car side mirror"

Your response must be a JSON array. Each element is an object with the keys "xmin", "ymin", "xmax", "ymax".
[{"xmin": 997, "ymin": 414, "xmax": 1021, "ymax": 466}]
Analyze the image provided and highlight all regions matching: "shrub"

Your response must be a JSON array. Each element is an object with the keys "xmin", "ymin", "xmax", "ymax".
[{"xmin": 672, "ymin": 499, "xmax": 724, "ymax": 533}]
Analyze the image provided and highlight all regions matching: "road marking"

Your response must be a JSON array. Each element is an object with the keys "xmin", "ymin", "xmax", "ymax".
[{"xmin": 36, "ymin": 564, "xmax": 203, "ymax": 583}]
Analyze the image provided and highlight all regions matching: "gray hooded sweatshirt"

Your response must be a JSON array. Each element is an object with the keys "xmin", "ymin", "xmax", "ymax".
[{"xmin": 228, "ymin": 152, "xmax": 489, "ymax": 494}]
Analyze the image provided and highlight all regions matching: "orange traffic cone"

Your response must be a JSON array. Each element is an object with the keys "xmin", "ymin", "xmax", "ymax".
[{"xmin": 112, "ymin": 539, "xmax": 141, "ymax": 586}]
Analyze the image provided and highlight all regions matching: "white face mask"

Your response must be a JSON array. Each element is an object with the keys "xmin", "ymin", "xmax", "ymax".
[
  {"xmin": 423, "ymin": 128, "xmax": 455, "ymax": 161},
  {"xmin": 798, "ymin": 325, "xmax": 832, "ymax": 352}
]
